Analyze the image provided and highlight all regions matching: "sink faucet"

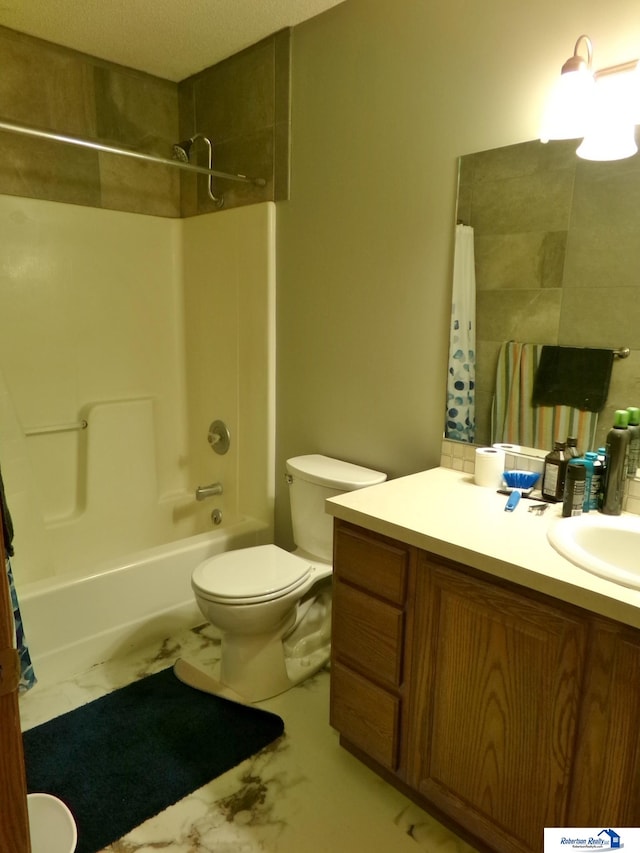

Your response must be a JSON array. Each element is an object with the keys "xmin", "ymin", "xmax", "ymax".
[{"xmin": 195, "ymin": 482, "xmax": 223, "ymax": 501}]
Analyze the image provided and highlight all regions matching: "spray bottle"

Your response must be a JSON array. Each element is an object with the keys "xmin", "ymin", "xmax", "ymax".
[{"xmin": 602, "ymin": 410, "xmax": 630, "ymax": 515}]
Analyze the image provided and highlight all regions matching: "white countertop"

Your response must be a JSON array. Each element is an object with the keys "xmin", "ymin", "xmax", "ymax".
[{"xmin": 326, "ymin": 466, "xmax": 640, "ymax": 630}]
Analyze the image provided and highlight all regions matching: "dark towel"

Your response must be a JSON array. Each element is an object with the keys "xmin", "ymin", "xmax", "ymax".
[
  {"xmin": 0, "ymin": 465, "xmax": 14, "ymax": 556},
  {"xmin": 531, "ymin": 345, "xmax": 614, "ymax": 413}
]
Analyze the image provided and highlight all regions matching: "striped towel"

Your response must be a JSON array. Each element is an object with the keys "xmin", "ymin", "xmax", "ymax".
[{"xmin": 492, "ymin": 341, "xmax": 598, "ymax": 451}]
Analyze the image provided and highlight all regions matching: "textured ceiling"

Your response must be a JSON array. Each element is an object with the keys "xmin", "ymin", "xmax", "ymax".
[{"xmin": 0, "ymin": 0, "xmax": 346, "ymax": 81}]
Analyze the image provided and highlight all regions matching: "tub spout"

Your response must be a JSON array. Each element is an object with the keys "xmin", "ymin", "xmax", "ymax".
[{"xmin": 195, "ymin": 482, "xmax": 223, "ymax": 501}]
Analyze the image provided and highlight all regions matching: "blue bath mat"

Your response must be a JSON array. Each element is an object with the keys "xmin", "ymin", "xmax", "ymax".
[{"xmin": 22, "ymin": 667, "xmax": 285, "ymax": 853}]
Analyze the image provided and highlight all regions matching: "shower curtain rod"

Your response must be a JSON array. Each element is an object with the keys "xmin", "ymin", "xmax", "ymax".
[{"xmin": 0, "ymin": 117, "xmax": 266, "ymax": 186}]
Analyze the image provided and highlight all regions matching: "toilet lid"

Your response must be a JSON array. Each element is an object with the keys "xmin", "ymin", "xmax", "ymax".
[{"xmin": 192, "ymin": 544, "xmax": 313, "ymax": 604}]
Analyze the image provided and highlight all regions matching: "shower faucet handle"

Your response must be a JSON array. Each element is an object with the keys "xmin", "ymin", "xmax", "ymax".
[
  {"xmin": 208, "ymin": 420, "xmax": 230, "ymax": 455},
  {"xmin": 195, "ymin": 482, "xmax": 223, "ymax": 501}
]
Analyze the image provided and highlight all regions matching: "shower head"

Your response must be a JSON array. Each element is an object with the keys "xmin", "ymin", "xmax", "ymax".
[
  {"xmin": 172, "ymin": 139, "xmax": 193, "ymax": 162},
  {"xmin": 171, "ymin": 133, "xmax": 224, "ymax": 208}
]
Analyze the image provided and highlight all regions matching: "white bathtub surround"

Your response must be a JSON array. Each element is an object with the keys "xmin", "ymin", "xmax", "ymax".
[
  {"xmin": 19, "ymin": 622, "xmax": 477, "ymax": 853},
  {"xmin": 17, "ymin": 519, "xmax": 270, "ymax": 686},
  {"xmin": 0, "ymin": 196, "xmax": 275, "ymax": 589}
]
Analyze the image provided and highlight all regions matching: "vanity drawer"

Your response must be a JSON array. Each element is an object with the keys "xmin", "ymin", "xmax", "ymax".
[
  {"xmin": 334, "ymin": 522, "xmax": 409, "ymax": 605},
  {"xmin": 330, "ymin": 660, "xmax": 401, "ymax": 771},
  {"xmin": 333, "ymin": 580, "xmax": 404, "ymax": 686}
]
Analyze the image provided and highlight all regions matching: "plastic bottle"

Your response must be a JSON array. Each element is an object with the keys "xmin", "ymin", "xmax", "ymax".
[
  {"xmin": 542, "ymin": 441, "xmax": 570, "ymax": 502},
  {"xmin": 566, "ymin": 436, "xmax": 580, "ymax": 458},
  {"xmin": 601, "ymin": 410, "xmax": 630, "ymax": 516},
  {"xmin": 584, "ymin": 451, "xmax": 601, "ymax": 512},
  {"xmin": 627, "ymin": 407, "xmax": 640, "ymax": 478},
  {"xmin": 596, "ymin": 447, "xmax": 608, "ymax": 510},
  {"xmin": 562, "ymin": 461, "xmax": 587, "ymax": 517},
  {"xmin": 572, "ymin": 453, "xmax": 593, "ymax": 512}
]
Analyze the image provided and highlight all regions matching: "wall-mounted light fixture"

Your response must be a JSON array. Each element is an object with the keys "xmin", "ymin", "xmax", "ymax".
[{"xmin": 540, "ymin": 35, "xmax": 640, "ymax": 161}]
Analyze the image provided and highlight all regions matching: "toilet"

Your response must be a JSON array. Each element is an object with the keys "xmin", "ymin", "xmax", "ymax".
[{"xmin": 191, "ymin": 454, "xmax": 386, "ymax": 702}]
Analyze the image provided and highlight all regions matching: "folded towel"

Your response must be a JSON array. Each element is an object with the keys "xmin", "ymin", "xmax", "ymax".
[{"xmin": 531, "ymin": 345, "xmax": 614, "ymax": 413}]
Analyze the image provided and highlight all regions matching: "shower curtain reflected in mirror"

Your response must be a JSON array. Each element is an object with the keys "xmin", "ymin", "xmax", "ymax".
[{"xmin": 445, "ymin": 224, "xmax": 476, "ymax": 443}]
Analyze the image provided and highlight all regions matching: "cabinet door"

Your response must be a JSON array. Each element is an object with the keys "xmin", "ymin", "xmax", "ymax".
[
  {"xmin": 568, "ymin": 620, "xmax": 640, "ymax": 825},
  {"xmin": 408, "ymin": 556, "xmax": 586, "ymax": 853}
]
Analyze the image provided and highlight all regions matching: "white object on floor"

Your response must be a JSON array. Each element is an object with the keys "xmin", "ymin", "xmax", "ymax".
[{"xmin": 27, "ymin": 793, "xmax": 77, "ymax": 853}]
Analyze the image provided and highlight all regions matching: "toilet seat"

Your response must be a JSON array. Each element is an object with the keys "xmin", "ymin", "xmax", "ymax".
[{"xmin": 192, "ymin": 544, "xmax": 313, "ymax": 605}]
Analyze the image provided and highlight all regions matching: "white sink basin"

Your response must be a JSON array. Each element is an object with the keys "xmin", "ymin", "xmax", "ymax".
[{"xmin": 547, "ymin": 513, "xmax": 640, "ymax": 589}]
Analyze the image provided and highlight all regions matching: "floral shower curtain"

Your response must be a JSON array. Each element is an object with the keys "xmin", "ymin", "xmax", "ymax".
[{"xmin": 445, "ymin": 224, "xmax": 476, "ymax": 443}]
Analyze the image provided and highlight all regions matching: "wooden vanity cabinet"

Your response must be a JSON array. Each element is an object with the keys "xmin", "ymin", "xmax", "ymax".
[{"xmin": 330, "ymin": 519, "xmax": 640, "ymax": 853}]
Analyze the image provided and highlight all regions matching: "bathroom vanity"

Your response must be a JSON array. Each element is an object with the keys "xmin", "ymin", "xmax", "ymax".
[{"xmin": 326, "ymin": 467, "xmax": 640, "ymax": 853}]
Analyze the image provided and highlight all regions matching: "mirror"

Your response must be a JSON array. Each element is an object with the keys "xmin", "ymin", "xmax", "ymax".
[{"xmin": 453, "ymin": 136, "xmax": 640, "ymax": 454}]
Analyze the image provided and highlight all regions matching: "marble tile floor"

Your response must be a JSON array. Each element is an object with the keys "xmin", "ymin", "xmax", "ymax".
[{"xmin": 19, "ymin": 622, "xmax": 478, "ymax": 853}]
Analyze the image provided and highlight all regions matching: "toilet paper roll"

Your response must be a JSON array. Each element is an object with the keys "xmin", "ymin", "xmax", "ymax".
[
  {"xmin": 492, "ymin": 443, "xmax": 521, "ymax": 454},
  {"xmin": 474, "ymin": 447, "xmax": 505, "ymax": 488}
]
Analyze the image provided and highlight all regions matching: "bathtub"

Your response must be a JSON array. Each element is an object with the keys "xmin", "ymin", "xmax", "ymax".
[{"xmin": 17, "ymin": 517, "xmax": 270, "ymax": 686}]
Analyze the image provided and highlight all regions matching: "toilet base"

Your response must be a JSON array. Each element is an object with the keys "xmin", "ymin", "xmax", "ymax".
[
  {"xmin": 181, "ymin": 651, "xmax": 331, "ymax": 705},
  {"xmin": 193, "ymin": 586, "xmax": 332, "ymax": 703},
  {"xmin": 218, "ymin": 622, "xmax": 330, "ymax": 703}
]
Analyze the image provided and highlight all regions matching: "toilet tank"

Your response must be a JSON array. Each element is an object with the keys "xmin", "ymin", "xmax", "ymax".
[{"xmin": 286, "ymin": 454, "xmax": 386, "ymax": 563}]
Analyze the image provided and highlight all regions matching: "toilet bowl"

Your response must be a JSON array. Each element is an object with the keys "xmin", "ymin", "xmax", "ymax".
[{"xmin": 191, "ymin": 454, "xmax": 386, "ymax": 702}]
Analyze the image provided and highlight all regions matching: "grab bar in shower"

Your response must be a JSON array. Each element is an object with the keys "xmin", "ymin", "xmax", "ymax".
[{"xmin": 24, "ymin": 419, "xmax": 88, "ymax": 436}]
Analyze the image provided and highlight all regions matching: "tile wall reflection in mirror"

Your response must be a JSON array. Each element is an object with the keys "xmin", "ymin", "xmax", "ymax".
[{"xmin": 451, "ymin": 136, "xmax": 640, "ymax": 468}]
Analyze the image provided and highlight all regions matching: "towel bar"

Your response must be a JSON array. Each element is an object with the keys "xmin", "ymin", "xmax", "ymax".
[{"xmin": 24, "ymin": 419, "xmax": 88, "ymax": 436}]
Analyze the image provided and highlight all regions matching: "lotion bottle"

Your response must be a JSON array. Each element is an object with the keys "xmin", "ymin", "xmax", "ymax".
[{"xmin": 584, "ymin": 451, "xmax": 601, "ymax": 511}]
